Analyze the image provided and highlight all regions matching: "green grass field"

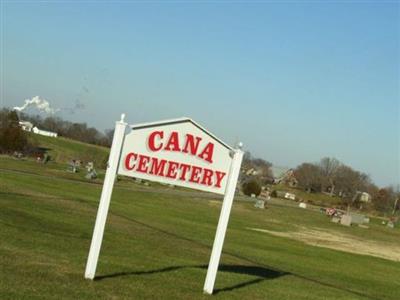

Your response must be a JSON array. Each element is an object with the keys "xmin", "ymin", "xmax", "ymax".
[
  {"xmin": 28, "ymin": 133, "xmax": 109, "ymax": 165},
  {"xmin": 272, "ymin": 183, "xmax": 344, "ymax": 207},
  {"xmin": 1, "ymin": 154, "xmax": 399, "ymax": 300}
]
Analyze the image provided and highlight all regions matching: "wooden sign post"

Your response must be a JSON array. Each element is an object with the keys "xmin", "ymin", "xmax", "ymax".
[
  {"xmin": 85, "ymin": 115, "xmax": 243, "ymax": 295},
  {"xmin": 203, "ymin": 146, "xmax": 243, "ymax": 294},
  {"xmin": 85, "ymin": 114, "xmax": 127, "ymax": 279}
]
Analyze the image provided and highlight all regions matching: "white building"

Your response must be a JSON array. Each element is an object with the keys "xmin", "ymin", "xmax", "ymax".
[
  {"xmin": 19, "ymin": 120, "xmax": 57, "ymax": 137},
  {"xmin": 32, "ymin": 126, "xmax": 58, "ymax": 138},
  {"xmin": 359, "ymin": 192, "xmax": 371, "ymax": 203},
  {"xmin": 19, "ymin": 121, "xmax": 34, "ymax": 132}
]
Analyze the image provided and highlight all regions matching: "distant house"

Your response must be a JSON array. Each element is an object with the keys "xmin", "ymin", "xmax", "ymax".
[
  {"xmin": 273, "ymin": 190, "xmax": 296, "ymax": 200},
  {"xmin": 359, "ymin": 192, "xmax": 371, "ymax": 203},
  {"xmin": 32, "ymin": 126, "xmax": 58, "ymax": 138},
  {"xmin": 270, "ymin": 166, "xmax": 298, "ymax": 187},
  {"xmin": 19, "ymin": 120, "xmax": 58, "ymax": 138},
  {"xmin": 19, "ymin": 121, "xmax": 34, "ymax": 132},
  {"xmin": 245, "ymin": 168, "xmax": 260, "ymax": 176}
]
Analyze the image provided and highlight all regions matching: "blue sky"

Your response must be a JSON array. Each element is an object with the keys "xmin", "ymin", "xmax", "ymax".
[{"xmin": 1, "ymin": 2, "xmax": 399, "ymax": 187}]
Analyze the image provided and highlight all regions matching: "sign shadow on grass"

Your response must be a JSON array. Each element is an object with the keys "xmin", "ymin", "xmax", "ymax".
[{"xmin": 95, "ymin": 264, "xmax": 289, "ymax": 294}]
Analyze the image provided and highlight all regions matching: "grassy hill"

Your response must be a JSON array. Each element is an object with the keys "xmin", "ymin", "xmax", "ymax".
[
  {"xmin": 271, "ymin": 183, "xmax": 344, "ymax": 207},
  {"xmin": 28, "ymin": 132, "xmax": 110, "ymax": 166},
  {"xmin": 24, "ymin": 133, "xmax": 362, "ymax": 209},
  {"xmin": 1, "ymin": 152, "xmax": 399, "ymax": 299}
]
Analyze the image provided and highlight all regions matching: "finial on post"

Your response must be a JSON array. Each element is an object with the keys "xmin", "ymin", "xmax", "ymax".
[
  {"xmin": 120, "ymin": 113, "xmax": 126, "ymax": 123},
  {"xmin": 230, "ymin": 142, "xmax": 243, "ymax": 157}
]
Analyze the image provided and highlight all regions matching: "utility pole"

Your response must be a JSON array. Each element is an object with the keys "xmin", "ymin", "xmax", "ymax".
[{"xmin": 393, "ymin": 196, "xmax": 399, "ymax": 216}]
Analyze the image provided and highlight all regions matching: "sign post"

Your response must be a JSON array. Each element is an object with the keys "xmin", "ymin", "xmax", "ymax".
[
  {"xmin": 85, "ymin": 116, "xmax": 243, "ymax": 295},
  {"xmin": 203, "ymin": 145, "xmax": 243, "ymax": 294},
  {"xmin": 84, "ymin": 114, "xmax": 127, "ymax": 279}
]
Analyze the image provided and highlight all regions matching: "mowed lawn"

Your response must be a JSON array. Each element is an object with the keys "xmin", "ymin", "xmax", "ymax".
[
  {"xmin": 28, "ymin": 133, "xmax": 110, "ymax": 164},
  {"xmin": 0, "ymin": 156, "xmax": 399, "ymax": 300}
]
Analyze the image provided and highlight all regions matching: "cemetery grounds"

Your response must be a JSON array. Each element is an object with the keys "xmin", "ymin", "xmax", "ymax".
[{"xmin": 0, "ymin": 153, "xmax": 399, "ymax": 300}]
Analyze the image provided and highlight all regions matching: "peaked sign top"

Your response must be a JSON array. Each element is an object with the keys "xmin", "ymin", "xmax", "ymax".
[
  {"xmin": 130, "ymin": 117, "xmax": 233, "ymax": 151},
  {"xmin": 118, "ymin": 117, "xmax": 234, "ymax": 195}
]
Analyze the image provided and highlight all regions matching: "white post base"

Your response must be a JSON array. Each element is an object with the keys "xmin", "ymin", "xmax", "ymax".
[
  {"xmin": 85, "ymin": 115, "xmax": 127, "ymax": 279},
  {"xmin": 203, "ymin": 147, "xmax": 243, "ymax": 294}
]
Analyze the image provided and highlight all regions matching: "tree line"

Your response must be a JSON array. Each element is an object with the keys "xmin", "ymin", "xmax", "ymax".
[
  {"xmin": 295, "ymin": 157, "xmax": 399, "ymax": 214},
  {"xmin": 240, "ymin": 151, "xmax": 399, "ymax": 215},
  {"xmin": 0, "ymin": 108, "xmax": 114, "ymax": 150},
  {"xmin": 0, "ymin": 109, "xmax": 28, "ymax": 153},
  {"xmin": 1, "ymin": 107, "xmax": 398, "ymax": 215}
]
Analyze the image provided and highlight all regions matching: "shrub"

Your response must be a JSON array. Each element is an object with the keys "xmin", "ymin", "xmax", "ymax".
[
  {"xmin": 242, "ymin": 179, "xmax": 262, "ymax": 197},
  {"xmin": 0, "ymin": 109, "xmax": 28, "ymax": 153}
]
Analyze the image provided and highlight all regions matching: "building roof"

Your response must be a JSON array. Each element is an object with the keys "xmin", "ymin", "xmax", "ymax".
[
  {"xmin": 19, "ymin": 121, "xmax": 33, "ymax": 127},
  {"xmin": 32, "ymin": 127, "xmax": 57, "ymax": 135}
]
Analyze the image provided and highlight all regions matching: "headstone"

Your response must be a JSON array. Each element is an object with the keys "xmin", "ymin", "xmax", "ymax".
[
  {"xmin": 86, "ymin": 170, "xmax": 97, "ymax": 180},
  {"xmin": 387, "ymin": 221, "xmax": 395, "ymax": 229},
  {"xmin": 13, "ymin": 151, "xmax": 23, "ymax": 159},
  {"xmin": 340, "ymin": 215, "xmax": 352, "ymax": 226},
  {"xmin": 350, "ymin": 213, "xmax": 365, "ymax": 225},
  {"xmin": 285, "ymin": 192, "xmax": 296, "ymax": 200},
  {"xmin": 331, "ymin": 216, "xmax": 341, "ymax": 223},
  {"xmin": 85, "ymin": 162, "xmax": 97, "ymax": 179},
  {"xmin": 299, "ymin": 202, "xmax": 307, "ymax": 209},
  {"xmin": 86, "ymin": 162, "xmax": 94, "ymax": 172},
  {"xmin": 326, "ymin": 208, "xmax": 336, "ymax": 216},
  {"xmin": 67, "ymin": 160, "xmax": 78, "ymax": 173},
  {"xmin": 254, "ymin": 199, "xmax": 265, "ymax": 209}
]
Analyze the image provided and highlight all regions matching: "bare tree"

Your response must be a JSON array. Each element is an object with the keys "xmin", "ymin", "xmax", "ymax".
[
  {"xmin": 319, "ymin": 157, "xmax": 341, "ymax": 196},
  {"xmin": 104, "ymin": 128, "xmax": 114, "ymax": 146},
  {"xmin": 17, "ymin": 111, "xmax": 110, "ymax": 147},
  {"xmin": 295, "ymin": 163, "xmax": 322, "ymax": 192},
  {"xmin": 242, "ymin": 151, "xmax": 253, "ymax": 169},
  {"xmin": 252, "ymin": 158, "xmax": 273, "ymax": 177},
  {"xmin": 372, "ymin": 187, "xmax": 396, "ymax": 214},
  {"xmin": 393, "ymin": 184, "xmax": 400, "ymax": 215},
  {"xmin": 0, "ymin": 108, "xmax": 28, "ymax": 153},
  {"xmin": 333, "ymin": 164, "xmax": 376, "ymax": 209}
]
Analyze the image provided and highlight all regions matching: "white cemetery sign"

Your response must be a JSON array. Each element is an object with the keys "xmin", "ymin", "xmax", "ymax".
[{"xmin": 85, "ymin": 115, "xmax": 243, "ymax": 295}]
